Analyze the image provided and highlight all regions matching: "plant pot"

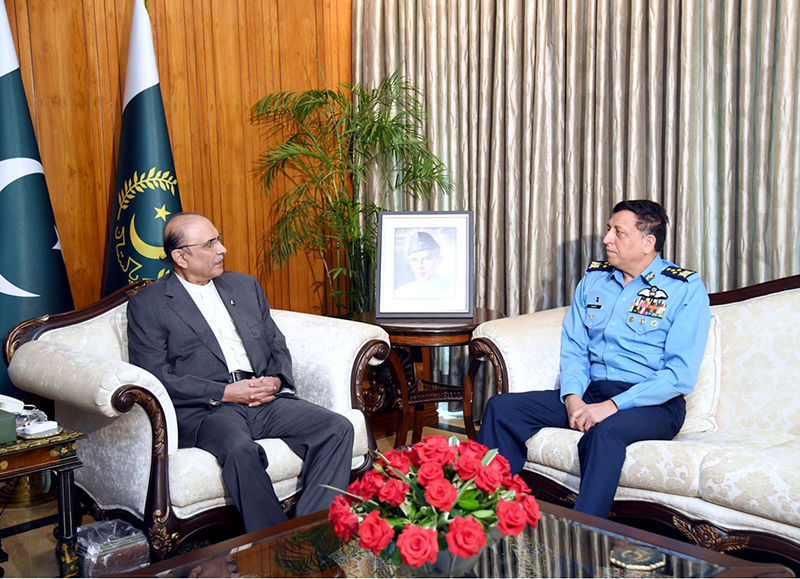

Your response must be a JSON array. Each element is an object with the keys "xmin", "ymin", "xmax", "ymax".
[{"xmin": 403, "ymin": 547, "xmax": 483, "ymax": 578}]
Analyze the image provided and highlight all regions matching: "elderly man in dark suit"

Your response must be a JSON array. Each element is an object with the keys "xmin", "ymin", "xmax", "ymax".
[{"xmin": 126, "ymin": 212, "xmax": 354, "ymax": 533}]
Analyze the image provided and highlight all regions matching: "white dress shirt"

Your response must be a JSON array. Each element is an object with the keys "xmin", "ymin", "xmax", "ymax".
[{"xmin": 176, "ymin": 274, "xmax": 253, "ymax": 373}]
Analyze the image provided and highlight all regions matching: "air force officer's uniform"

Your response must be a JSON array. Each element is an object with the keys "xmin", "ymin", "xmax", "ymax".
[{"xmin": 477, "ymin": 255, "xmax": 711, "ymax": 518}]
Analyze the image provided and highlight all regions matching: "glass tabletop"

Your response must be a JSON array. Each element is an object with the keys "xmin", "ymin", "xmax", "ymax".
[{"xmin": 152, "ymin": 508, "xmax": 731, "ymax": 578}]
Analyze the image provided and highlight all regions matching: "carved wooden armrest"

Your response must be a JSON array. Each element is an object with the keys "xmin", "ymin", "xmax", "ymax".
[{"xmin": 112, "ymin": 385, "xmax": 179, "ymax": 559}]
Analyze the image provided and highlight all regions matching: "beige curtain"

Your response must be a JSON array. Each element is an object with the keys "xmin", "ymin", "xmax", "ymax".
[{"xmin": 354, "ymin": 0, "xmax": 800, "ymax": 321}]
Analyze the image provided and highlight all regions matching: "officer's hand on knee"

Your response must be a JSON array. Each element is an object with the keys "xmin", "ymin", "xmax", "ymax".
[
  {"xmin": 565, "ymin": 395, "xmax": 586, "ymax": 431},
  {"xmin": 578, "ymin": 400, "xmax": 618, "ymax": 431}
]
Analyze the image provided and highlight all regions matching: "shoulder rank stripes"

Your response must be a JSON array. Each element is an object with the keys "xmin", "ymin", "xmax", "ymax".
[
  {"xmin": 662, "ymin": 266, "xmax": 696, "ymax": 281},
  {"xmin": 586, "ymin": 261, "xmax": 614, "ymax": 272}
]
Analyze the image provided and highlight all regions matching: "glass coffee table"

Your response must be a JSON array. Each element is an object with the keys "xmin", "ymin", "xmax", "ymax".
[{"xmin": 124, "ymin": 501, "xmax": 791, "ymax": 578}]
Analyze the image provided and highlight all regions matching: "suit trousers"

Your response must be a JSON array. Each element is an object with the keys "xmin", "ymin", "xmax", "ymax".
[
  {"xmin": 194, "ymin": 397, "xmax": 354, "ymax": 533},
  {"xmin": 476, "ymin": 381, "xmax": 685, "ymax": 518}
]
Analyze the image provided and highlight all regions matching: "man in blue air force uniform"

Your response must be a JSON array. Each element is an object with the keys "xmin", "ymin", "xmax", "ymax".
[{"xmin": 478, "ymin": 200, "xmax": 711, "ymax": 519}]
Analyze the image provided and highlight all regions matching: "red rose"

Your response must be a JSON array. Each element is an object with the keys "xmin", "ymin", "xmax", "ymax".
[
  {"xmin": 454, "ymin": 455, "xmax": 482, "ymax": 481},
  {"xmin": 328, "ymin": 495, "xmax": 358, "ymax": 541},
  {"xmin": 346, "ymin": 479, "xmax": 363, "ymax": 503},
  {"xmin": 416, "ymin": 462, "xmax": 445, "ymax": 486},
  {"xmin": 425, "ymin": 478, "xmax": 458, "ymax": 511},
  {"xmin": 475, "ymin": 465, "xmax": 502, "ymax": 493},
  {"xmin": 380, "ymin": 449, "xmax": 411, "ymax": 475},
  {"xmin": 378, "ymin": 478, "xmax": 409, "ymax": 507},
  {"xmin": 487, "ymin": 453, "xmax": 511, "ymax": 476},
  {"xmin": 502, "ymin": 473, "xmax": 531, "ymax": 494},
  {"xmin": 445, "ymin": 516, "xmax": 487, "ymax": 559},
  {"xmin": 517, "ymin": 494, "xmax": 541, "ymax": 527},
  {"xmin": 458, "ymin": 439, "xmax": 489, "ymax": 461},
  {"xmin": 414, "ymin": 435, "xmax": 458, "ymax": 466},
  {"xmin": 496, "ymin": 499, "xmax": 527, "ymax": 536},
  {"xmin": 396, "ymin": 525, "xmax": 439, "ymax": 567},
  {"xmin": 358, "ymin": 470, "xmax": 386, "ymax": 500},
  {"xmin": 358, "ymin": 510, "xmax": 395, "ymax": 554}
]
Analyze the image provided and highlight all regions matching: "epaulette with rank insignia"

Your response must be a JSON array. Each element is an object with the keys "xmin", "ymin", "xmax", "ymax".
[
  {"xmin": 586, "ymin": 261, "xmax": 615, "ymax": 272},
  {"xmin": 662, "ymin": 266, "xmax": 696, "ymax": 281}
]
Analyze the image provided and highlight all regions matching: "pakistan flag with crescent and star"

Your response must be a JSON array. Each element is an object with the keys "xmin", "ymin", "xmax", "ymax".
[
  {"xmin": 0, "ymin": 2, "xmax": 73, "ymax": 397},
  {"xmin": 102, "ymin": 0, "xmax": 182, "ymax": 296}
]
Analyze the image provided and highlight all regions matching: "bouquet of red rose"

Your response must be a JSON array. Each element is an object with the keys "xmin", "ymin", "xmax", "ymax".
[{"xmin": 327, "ymin": 435, "xmax": 541, "ymax": 572}]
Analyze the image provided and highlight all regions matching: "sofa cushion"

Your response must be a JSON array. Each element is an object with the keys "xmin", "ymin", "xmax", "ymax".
[
  {"xmin": 712, "ymin": 287, "xmax": 800, "ymax": 433},
  {"xmin": 40, "ymin": 303, "xmax": 128, "ymax": 361},
  {"xmin": 525, "ymin": 426, "xmax": 792, "ymax": 500},
  {"xmin": 526, "ymin": 428, "xmax": 710, "ymax": 498},
  {"xmin": 675, "ymin": 428, "xmax": 796, "ymax": 449},
  {"xmin": 472, "ymin": 307, "xmax": 568, "ymax": 394},
  {"xmin": 679, "ymin": 314, "xmax": 721, "ymax": 434},
  {"xmin": 699, "ymin": 438, "xmax": 800, "ymax": 528},
  {"xmin": 169, "ymin": 408, "xmax": 370, "ymax": 512}
]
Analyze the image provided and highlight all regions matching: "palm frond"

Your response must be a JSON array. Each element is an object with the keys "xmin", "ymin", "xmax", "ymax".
[{"xmin": 253, "ymin": 72, "xmax": 450, "ymax": 315}]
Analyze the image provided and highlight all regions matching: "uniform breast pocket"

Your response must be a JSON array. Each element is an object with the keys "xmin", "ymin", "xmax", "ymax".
[
  {"xmin": 584, "ymin": 309, "xmax": 606, "ymax": 328},
  {"xmin": 626, "ymin": 315, "xmax": 669, "ymax": 342}
]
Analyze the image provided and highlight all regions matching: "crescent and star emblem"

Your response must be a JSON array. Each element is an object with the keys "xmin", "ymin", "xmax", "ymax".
[
  {"xmin": 0, "ymin": 157, "xmax": 61, "ymax": 298},
  {"xmin": 130, "ymin": 213, "xmax": 166, "ymax": 260}
]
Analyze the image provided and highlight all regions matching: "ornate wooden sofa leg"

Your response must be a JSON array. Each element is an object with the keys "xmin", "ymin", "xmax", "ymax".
[
  {"xmin": 148, "ymin": 508, "xmax": 181, "ymax": 560},
  {"xmin": 673, "ymin": 516, "xmax": 749, "ymax": 552}
]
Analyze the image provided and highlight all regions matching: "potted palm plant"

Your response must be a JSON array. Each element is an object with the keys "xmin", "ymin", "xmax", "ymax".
[{"xmin": 251, "ymin": 73, "xmax": 450, "ymax": 317}]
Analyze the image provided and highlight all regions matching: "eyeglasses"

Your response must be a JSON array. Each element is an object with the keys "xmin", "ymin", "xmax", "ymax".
[{"xmin": 178, "ymin": 234, "xmax": 223, "ymax": 251}]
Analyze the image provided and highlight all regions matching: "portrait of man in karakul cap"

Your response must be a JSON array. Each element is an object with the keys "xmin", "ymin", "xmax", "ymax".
[
  {"xmin": 394, "ymin": 230, "xmax": 455, "ymax": 299},
  {"xmin": 407, "ymin": 231, "xmax": 440, "ymax": 255}
]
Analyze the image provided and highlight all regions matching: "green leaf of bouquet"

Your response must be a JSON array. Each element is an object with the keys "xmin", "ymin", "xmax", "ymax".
[
  {"xmin": 448, "ymin": 434, "xmax": 460, "ymax": 447},
  {"xmin": 471, "ymin": 510, "xmax": 495, "ymax": 519},
  {"xmin": 456, "ymin": 498, "xmax": 479, "ymax": 510},
  {"xmin": 438, "ymin": 533, "xmax": 448, "ymax": 550},
  {"xmin": 499, "ymin": 489, "xmax": 516, "ymax": 501},
  {"xmin": 390, "ymin": 546, "xmax": 403, "ymax": 566},
  {"xmin": 384, "ymin": 518, "xmax": 407, "ymax": 527},
  {"xmin": 481, "ymin": 449, "xmax": 499, "ymax": 466},
  {"xmin": 459, "ymin": 489, "xmax": 479, "ymax": 502}
]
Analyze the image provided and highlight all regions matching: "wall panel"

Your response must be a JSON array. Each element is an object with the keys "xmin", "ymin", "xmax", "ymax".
[{"xmin": 4, "ymin": 0, "xmax": 352, "ymax": 313}]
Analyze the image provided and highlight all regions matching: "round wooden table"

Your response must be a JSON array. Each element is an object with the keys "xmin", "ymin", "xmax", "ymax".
[{"xmin": 358, "ymin": 308, "xmax": 503, "ymax": 447}]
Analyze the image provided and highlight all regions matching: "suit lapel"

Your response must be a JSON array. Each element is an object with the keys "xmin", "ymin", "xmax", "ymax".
[
  {"xmin": 165, "ymin": 274, "xmax": 227, "ymax": 367},
  {"xmin": 214, "ymin": 275, "xmax": 265, "ymax": 374}
]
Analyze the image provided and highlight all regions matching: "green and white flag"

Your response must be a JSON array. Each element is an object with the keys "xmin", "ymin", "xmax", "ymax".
[
  {"xmin": 0, "ymin": 2, "xmax": 74, "ymax": 397},
  {"xmin": 102, "ymin": 0, "xmax": 181, "ymax": 296}
]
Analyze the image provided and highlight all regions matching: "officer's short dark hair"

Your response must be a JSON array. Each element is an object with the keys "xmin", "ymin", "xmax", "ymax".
[
  {"xmin": 162, "ymin": 212, "xmax": 205, "ymax": 264},
  {"xmin": 612, "ymin": 200, "xmax": 669, "ymax": 253}
]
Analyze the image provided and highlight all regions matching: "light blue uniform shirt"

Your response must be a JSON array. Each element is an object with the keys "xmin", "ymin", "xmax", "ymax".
[{"xmin": 559, "ymin": 255, "xmax": 711, "ymax": 411}]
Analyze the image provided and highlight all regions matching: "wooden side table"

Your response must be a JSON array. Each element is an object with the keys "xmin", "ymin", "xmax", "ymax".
[
  {"xmin": 359, "ymin": 308, "xmax": 503, "ymax": 447},
  {"xmin": 0, "ymin": 427, "xmax": 85, "ymax": 578}
]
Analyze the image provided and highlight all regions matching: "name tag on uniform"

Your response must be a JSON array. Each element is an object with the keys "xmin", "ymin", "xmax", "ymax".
[{"xmin": 587, "ymin": 304, "xmax": 603, "ymax": 309}]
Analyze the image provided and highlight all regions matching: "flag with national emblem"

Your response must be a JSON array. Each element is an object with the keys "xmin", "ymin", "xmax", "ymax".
[{"xmin": 102, "ymin": 0, "xmax": 182, "ymax": 296}]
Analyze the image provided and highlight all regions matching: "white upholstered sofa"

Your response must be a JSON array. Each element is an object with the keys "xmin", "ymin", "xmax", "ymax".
[
  {"xmin": 3, "ymin": 280, "xmax": 391, "ymax": 560},
  {"xmin": 466, "ymin": 274, "xmax": 800, "ymax": 571}
]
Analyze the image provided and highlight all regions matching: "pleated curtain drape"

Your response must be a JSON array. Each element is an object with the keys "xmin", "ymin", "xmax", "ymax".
[
  {"xmin": 354, "ymin": 0, "xmax": 800, "ymax": 419},
  {"xmin": 354, "ymin": 0, "xmax": 800, "ymax": 320}
]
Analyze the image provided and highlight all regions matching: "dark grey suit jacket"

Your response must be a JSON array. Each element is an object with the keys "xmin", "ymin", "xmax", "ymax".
[{"xmin": 127, "ymin": 272, "xmax": 296, "ymax": 449}]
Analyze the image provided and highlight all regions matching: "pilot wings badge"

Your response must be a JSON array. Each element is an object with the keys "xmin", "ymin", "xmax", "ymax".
[
  {"xmin": 630, "ymin": 286, "xmax": 668, "ymax": 318},
  {"xmin": 637, "ymin": 286, "xmax": 668, "ymax": 300}
]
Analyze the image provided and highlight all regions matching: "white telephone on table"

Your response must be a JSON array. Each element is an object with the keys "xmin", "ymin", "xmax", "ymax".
[{"xmin": 0, "ymin": 394, "xmax": 24, "ymax": 414}]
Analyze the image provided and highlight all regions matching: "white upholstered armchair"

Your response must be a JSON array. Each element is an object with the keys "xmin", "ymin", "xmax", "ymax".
[{"xmin": 3, "ymin": 280, "xmax": 391, "ymax": 560}]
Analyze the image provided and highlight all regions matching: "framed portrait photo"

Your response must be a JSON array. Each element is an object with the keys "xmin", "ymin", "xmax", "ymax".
[{"xmin": 376, "ymin": 211, "xmax": 474, "ymax": 318}]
